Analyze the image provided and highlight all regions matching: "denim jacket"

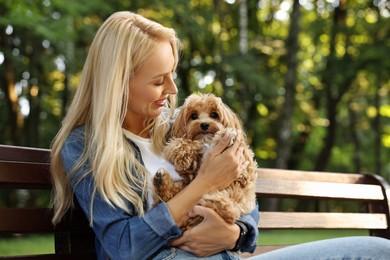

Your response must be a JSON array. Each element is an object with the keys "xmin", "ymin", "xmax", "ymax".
[{"xmin": 61, "ymin": 126, "xmax": 259, "ymax": 259}]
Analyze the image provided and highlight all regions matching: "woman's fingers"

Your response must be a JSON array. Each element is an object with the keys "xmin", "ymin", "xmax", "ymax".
[
  {"xmin": 209, "ymin": 134, "xmax": 231, "ymax": 156},
  {"xmin": 209, "ymin": 130, "xmax": 243, "ymax": 157}
]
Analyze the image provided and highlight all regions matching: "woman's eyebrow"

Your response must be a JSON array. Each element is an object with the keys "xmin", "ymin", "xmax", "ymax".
[
  {"xmin": 152, "ymin": 70, "xmax": 174, "ymax": 79},
  {"xmin": 152, "ymin": 72, "xmax": 169, "ymax": 79}
]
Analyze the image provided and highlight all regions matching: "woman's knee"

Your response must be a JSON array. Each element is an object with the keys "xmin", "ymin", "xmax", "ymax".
[{"xmin": 247, "ymin": 236, "xmax": 390, "ymax": 260}]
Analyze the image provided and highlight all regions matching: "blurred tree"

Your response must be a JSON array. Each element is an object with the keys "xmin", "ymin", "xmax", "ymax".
[
  {"xmin": 0, "ymin": 1, "xmax": 390, "ymax": 212},
  {"xmin": 275, "ymin": 0, "xmax": 300, "ymax": 169}
]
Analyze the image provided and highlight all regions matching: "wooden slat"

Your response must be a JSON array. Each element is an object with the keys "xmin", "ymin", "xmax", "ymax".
[
  {"xmin": 259, "ymin": 212, "xmax": 388, "ymax": 229},
  {"xmin": 0, "ymin": 207, "xmax": 92, "ymax": 233},
  {"xmin": 258, "ymin": 168, "xmax": 365, "ymax": 184},
  {"xmin": 256, "ymin": 178, "xmax": 384, "ymax": 200},
  {"xmin": 0, "ymin": 208, "xmax": 53, "ymax": 233},
  {"xmin": 0, "ymin": 161, "xmax": 51, "ymax": 189},
  {"xmin": 0, "ymin": 145, "xmax": 50, "ymax": 163}
]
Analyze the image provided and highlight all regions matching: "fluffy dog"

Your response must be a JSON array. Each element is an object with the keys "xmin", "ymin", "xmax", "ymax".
[{"xmin": 153, "ymin": 93, "xmax": 258, "ymax": 229}]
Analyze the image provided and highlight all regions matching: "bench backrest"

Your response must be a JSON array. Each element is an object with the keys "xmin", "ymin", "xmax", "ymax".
[
  {"xmin": 254, "ymin": 168, "xmax": 390, "ymax": 254},
  {"xmin": 0, "ymin": 144, "xmax": 95, "ymax": 259}
]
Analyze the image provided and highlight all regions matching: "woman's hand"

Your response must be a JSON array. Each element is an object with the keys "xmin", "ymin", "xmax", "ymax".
[
  {"xmin": 196, "ymin": 132, "xmax": 248, "ymax": 193},
  {"xmin": 170, "ymin": 206, "xmax": 240, "ymax": 257}
]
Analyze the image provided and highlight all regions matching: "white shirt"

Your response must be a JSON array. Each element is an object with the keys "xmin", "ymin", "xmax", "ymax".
[{"xmin": 122, "ymin": 128, "xmax": 182, "ymax": 208}]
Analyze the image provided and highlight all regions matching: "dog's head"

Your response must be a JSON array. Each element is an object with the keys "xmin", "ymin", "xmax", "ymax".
[{"xmin": 172, "ymin": 93, "xmax": 243, "ymax": 141}]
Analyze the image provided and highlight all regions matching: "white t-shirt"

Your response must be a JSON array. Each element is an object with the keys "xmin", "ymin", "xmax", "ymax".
[{"xmin": 122, "ymin": 128, "xmax": 182, "ymax": 208}]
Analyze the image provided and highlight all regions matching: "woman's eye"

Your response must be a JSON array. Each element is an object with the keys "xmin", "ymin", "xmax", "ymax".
[
  {"xmin": 210, "ymin": 112, "xmax": 219, "ymax": 119},
  {"xmin": 155, "ymin": 82, "xmax": 164, "ymax": 86},
  {"xmin": 190, "ymin": 114, "xmax": 198, "ymax": 120}
]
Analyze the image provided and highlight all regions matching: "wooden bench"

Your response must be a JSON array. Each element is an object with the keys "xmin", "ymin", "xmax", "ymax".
[
  {"xmin": 1, "ymin": 144, "xmax": 389, "ymax": 258},
  {"xmin": 0, "ymin": 144, "xmax": 95, "ymax": 259},
  {"xmin": 244, "ymin": 167, "xmax": 390, "ymax": 257}
]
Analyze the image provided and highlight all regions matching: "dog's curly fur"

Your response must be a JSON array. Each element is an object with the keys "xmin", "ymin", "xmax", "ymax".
[{"xmin": 153, "ymin": 93, "xmax": 258, "ymax": 230}]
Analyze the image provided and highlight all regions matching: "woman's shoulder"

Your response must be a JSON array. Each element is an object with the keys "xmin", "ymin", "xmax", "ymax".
[
  {"xmin": 62, "ymin": 125, "xmax": 86, "ymax": 155},
  {"xmin": 61, "ymin": 125, "xmax": 87, "ymax": 174},
  {"xmin": 66, "ymin": 125, "xmax": 86, "ymax": 142}
]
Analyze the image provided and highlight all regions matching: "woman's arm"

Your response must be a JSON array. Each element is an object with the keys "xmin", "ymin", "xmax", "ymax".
[
  {"xmin": 61, "ymin": 131, "xmax": 181, "ymax": 259},
  {"xmin": 237, "ymin": 201, "xmax": 260, "ymax": 253}
]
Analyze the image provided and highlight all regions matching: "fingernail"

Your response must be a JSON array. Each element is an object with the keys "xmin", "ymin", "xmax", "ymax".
[{"xmin": 223, "ymin": 134, "xmax": 230, "ymax": 142}]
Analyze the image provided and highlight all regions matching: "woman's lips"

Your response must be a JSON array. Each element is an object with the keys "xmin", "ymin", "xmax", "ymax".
[{"xmin": 155, "ymin": 99, "xmax": 166, "ymax": 107}]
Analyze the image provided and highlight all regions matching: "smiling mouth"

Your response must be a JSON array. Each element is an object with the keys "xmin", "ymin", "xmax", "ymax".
[{"xmin": 155, "ymin": 99, "xmax": 166, "ymax": 106}]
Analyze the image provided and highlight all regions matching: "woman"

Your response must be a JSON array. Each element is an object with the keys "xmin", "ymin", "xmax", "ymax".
[
  {"xmin": 51, "ymin": 11, "xmax": 390, "ymax": 260},
  {"xmin": 50, "ymin": 11, "xmax": 257, "ymax": 260}
]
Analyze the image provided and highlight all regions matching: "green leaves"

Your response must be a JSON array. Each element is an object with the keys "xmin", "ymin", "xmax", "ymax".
[{"xmin": 0, "ymin": 0, "xmax": 389, "ymax": 176}]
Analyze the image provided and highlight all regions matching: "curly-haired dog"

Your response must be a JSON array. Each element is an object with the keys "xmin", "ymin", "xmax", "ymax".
[{"xmin": 153, "ymin": 93, "xmax": 258, "ymax": 229}]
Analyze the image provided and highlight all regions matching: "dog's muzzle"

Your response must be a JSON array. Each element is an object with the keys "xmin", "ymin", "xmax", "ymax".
[{"xmin": 200, "ymin": 122, "xmax": 209, "ymax": 131}]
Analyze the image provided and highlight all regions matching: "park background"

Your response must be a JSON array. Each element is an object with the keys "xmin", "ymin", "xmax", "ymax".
[{"xmin": 0, "ymin": 0, "xmax": 389, "ymax": 256}]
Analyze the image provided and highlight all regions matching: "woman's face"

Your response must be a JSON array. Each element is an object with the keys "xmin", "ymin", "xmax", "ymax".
[{"xmin": 124, "ymin": 40, "xmax": 177, "ymax": 135}]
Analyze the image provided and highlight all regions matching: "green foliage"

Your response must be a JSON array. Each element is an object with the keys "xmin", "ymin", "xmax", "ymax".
[
  {"xmin": 259, "ymin": 229, "xmax": 368, "ymax": 246},
  {"xmin": 0, "ymin": 0, "xmax": 389, "ymax": 210},
  {"xmin": 0, "ymin": 230, "xmax": 367, "ymax": 255},
  {"xmin": 0, "ymin": 235, "xmax": 54, "ymax": 256}
]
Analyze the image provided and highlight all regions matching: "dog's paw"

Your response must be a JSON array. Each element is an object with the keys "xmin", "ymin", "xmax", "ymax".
[
  {"xmin": 165, "ymin": 138, "xmax": 203, "ymax": 173},
  {"xmin": 153, "ymin": 168, "xmax": 170, "ymax": 189},
  {"xmin": 153, "ymin": 170, "xmax": 163, "ymax": 187}
]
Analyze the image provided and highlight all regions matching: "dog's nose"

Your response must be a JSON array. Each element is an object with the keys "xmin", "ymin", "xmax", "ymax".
[{"xmin": 200, "ymin": 122, "xmax": 209, "ymax": 131}]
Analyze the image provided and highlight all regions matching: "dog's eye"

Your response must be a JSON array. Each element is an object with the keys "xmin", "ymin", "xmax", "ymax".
[
  {"xmin": 190, "ymin": 113, "xmax": 198, "ymax": 120},
  {"xmin": 210, "ymin": 112, "xmax": 219, "ymax": 119}
]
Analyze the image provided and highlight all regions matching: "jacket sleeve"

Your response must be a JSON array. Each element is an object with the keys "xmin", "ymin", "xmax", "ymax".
[
  {"xmin": 238, "ymin": 201, "xmax": 260, "ymax": 253},
  {"xmin": 61, "ymin": 129, "xmax": 182, "ymax": 260}
]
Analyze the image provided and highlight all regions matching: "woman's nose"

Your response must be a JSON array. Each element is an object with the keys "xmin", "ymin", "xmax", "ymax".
[{"xmin": 165, "ymin": 75, "xmax": 178, "ymax": 95}]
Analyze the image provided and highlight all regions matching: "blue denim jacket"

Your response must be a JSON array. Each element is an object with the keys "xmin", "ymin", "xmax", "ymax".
[{"xmin": 61, "ymin": 126, "xmax": 259, "ymax": 259}]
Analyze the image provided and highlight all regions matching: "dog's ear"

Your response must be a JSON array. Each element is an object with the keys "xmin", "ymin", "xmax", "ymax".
[
  {"xmin": 172, "ymin": 104, "xmax": 187, "ymax": 137},
  {"xmin": 220, "ymin": 101, "xmax": 243, "ymax": 131}
]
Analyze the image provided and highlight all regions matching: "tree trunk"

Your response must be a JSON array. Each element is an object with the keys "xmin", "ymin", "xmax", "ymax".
[
  {"xmin": 238, "ymin": 0, "xmax": 249, "ymax": 123},
  {"xmin": 239, "ymin": 0, "xmax": 248, "ymax": 55},
  {"xmin": 1, "ymin": 28, "xmax": 23, "ymax": 145},
  {"xmin": 348, "ymin": 102, "xmax": 362, "ymax": 173},
  {"xmin": 374, "ymin": 76, "xmax": 382, "ymax": 175},
  {"xmin": 314, "ymin": 0, "xmax": 347, "ymax": 171},
  {"xmin": 275, "ymin": 0, "xmax": 300, "ymax": 169}
]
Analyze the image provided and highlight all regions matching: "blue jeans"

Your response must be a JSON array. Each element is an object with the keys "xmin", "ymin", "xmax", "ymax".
[
  {"xmin": 153, "ymin": 237, "xmax": 390, "ymax": 259},
  {"xmin": 152, "ymin": 248, "xmax": 241, "ymax": 259},
  {"xmin": 248, "ymin": 236, "xmax": 390, "ymax": 260}
]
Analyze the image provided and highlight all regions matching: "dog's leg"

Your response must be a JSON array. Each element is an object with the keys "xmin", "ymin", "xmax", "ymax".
[
  {"xmin": 153, "ymin": 168, "xmax": 185, "ymax": 206},
  {"xmin": 164, "ymin": 138, "xmax": 204, "ymax": 180}
]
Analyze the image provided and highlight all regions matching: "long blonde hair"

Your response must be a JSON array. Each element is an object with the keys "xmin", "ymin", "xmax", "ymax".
[{"xmin": 50, "ymin": 11, "xmax": 181, "ymax": 225}]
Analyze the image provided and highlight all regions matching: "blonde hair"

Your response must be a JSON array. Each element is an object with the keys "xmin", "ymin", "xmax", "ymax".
[{"xmin": 50, "ymin": 11, "xmax": 181, "ymax": 225}]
